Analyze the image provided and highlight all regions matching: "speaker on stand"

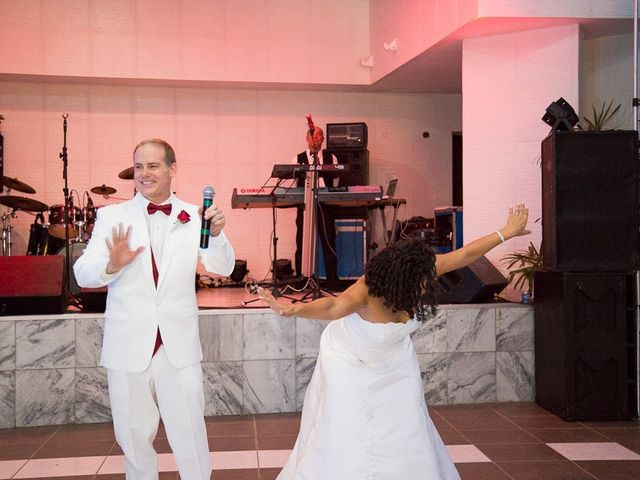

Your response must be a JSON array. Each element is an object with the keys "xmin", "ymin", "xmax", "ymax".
[
  {"xmin": 534, "ymin": 271, "xmax": 635, "ymax": 420},
  {"xmin": 541, "ymin": 130, "xmax": 639, "ymax": 271},
  {"xmin": 537, "ymin": 130, "xmax": 639, "ymax": 420}
]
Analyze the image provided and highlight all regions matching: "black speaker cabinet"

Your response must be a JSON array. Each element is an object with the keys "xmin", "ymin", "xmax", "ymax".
[
  {"xmin": 328, "ymin": 149, "xmax": 369, "ymax": 186},
  {"xmin": 534, "ymin": 270, "xmax": 636, "ymax": 421},
  {"xmin": 436, "ymin": 255, "xmax": 508, "ymax": 303},
  {"xmin": 541, "ymin": 130, "xmax": 639, "ymax": 272},
  {"xmin": 0, "ymin": 256, "xmax": 67, "ymax": 315}
]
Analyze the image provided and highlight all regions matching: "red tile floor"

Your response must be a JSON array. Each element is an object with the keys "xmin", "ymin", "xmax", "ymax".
[{"xmin": 0, "ymin": 403, "xmax": 638, "ymax": 479}]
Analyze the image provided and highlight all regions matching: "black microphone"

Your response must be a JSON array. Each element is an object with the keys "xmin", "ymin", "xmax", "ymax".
[{"xmin": 200, "ymin": 186, "xmax": 216, "ymax": 249}]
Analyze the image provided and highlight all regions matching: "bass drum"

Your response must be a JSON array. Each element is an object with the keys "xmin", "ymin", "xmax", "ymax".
[
  {"xmin": 26, "ymin": 213, "xmax": 65, "ymax": 256},
  {"xmin": 56, "ymin": 242, "xmax": 87, "ymax": 295}
]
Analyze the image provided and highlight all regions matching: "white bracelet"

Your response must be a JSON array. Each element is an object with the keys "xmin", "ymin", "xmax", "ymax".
[{"xmin": 495, "ymin": 230, "xmax": 505, "ymax": 243}]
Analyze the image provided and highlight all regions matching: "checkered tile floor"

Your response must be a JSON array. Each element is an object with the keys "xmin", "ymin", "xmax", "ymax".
[{"xmin": 1, "ymin": 403, "xmax": 638, "ymax": 479}]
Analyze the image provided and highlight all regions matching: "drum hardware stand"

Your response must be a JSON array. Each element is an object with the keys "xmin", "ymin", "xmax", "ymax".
[
  {"xmin": 0, "ymin": 114, "xmax": 7, "ymax": 256},
  {"xmin": 1, "ymin": 209, "xmax": 16, "ymax": 256},
  {"xmin": 242, "ymin": 177, "xmax": 300, "ymax": 306}
]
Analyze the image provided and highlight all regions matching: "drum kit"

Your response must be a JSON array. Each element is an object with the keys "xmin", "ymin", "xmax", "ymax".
[{"xmin": 1, "ymin": 168, "xmax": 134, "ymax": 259}]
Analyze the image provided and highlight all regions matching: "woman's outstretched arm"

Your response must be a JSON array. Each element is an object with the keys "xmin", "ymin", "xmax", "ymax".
[
  {"xmin": 258, "ymin": 276, "xmax": 368, "ymax": 320},
  {"xmin": 435, "ymin": 202, "xmax": 530, "ymax": 276}
]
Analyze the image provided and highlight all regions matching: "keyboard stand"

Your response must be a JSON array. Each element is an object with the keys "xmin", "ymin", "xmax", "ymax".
[
  {"xmin": 297, "ymin": 155, "xmax": 335, "ymax": 302},
  {"xmin": 242, "ymin": 178, "xmax": 299, "ymax": 306}
]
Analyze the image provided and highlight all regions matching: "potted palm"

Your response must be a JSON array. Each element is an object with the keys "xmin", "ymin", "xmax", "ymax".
[
  {"xmin": 583, "ymin": 100, "xmax": 621, "ymax": 131},
  {"xmin": 502, "ymin": 242, "xmax": 543, "ymax": 303}
]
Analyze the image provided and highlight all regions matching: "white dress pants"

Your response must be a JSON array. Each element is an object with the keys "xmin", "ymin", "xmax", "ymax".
[{"xmin": 107, "ymin": 346, "xmax": 212, "ymax": 480}]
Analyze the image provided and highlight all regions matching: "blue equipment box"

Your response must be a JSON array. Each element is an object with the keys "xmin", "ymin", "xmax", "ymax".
[
  {"xmin": 434, "ymin": 206, "xmax": 463, "ymax": 253},
  {"xmin": 316, "ymin": 219, "xmax": 366, "ymax": 279}
]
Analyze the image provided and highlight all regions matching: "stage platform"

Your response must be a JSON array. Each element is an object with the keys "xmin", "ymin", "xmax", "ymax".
[
  {"xmin": 195, "ymin": 282, "xmax": 347, "ymax": 309},
  {"xmin": 0, "ymin": 293, "xmax": 533, "ymax": 429}
]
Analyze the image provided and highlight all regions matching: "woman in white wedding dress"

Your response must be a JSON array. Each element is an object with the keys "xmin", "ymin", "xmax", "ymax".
[{"xmin": 259, "ymin": 203, "xmax": 529, "ymax": 480}]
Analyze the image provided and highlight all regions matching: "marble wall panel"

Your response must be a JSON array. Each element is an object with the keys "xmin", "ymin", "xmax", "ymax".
[
  {"xmin": 496, "ymin": 307, "xmax": 534, "ymax": 351},
  {"xmin": 16, "ymin": 319, "xmax": 74, "ymax": 369},
  {"xmin": 0, "ymin": 321, "xmax": 16, "ymax": 370},
  {"xmin": 75, "ymin": 367, "xmax": 111, "ymax": 423},
  {"xmin": 75, "ymin": 317, "xmax": 104, "ymax": 367},
  {"xmin": 417, "ymin": 353, "xmax": 450, "ymax": 405},
  {"xmin": 200, "ymin": 314, "xmax": 243, "ymax": 361},
  {"xmin": 15, "ymin": 369, "xmax": 74, "ymax": 426},
  {"xmin": 497, "ymin": 351, "xmax": 535, "ymax": 402},
  {"xmin": 202, "ymin": 361, "xmax": 244, "ymax": 416},
  {"xmin": 296, "ymin": 318, "xmax": 329, "ymax": 358},
  {"xmin": 448, "ymin": 352, "xmax": 496, "ymax": 404},
  {"xmin": 411, "ymin": 310, "xmax": 447, "ymax": 354},
  {"xmin": 1, "ymin": 305, "xmax": 536, "ymax": 427},
  {"xmin": 243, "ymin": 313, "xmax": 295, "ymax": 360},
  {"xmin": 295, "ymin": 357, "xmax": 317, "ymax": 411},
  {"xmin": 447, "ymin": 308, "xmax": 495, "ymax": 353},
  {"xmin": 243, "ymin": 359, "xmax": 295, "ymax": 414},
  {"xmin": 0, "ymin": 370, "xmax": 15, "ymax": 428}
]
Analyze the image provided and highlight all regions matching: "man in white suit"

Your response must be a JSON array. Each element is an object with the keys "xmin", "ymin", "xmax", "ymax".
[{"xmin": 74, "ymin": 139, "xmax": 235, "ymax": 480}]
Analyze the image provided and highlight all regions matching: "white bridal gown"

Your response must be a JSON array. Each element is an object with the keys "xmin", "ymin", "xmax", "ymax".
[{"xmin": 278, "ymin": 313, "xmax": 461, "ymax": 480}]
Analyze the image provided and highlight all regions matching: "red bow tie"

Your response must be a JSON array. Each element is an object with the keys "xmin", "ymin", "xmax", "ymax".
[{"xmin": 147, "ymin": 203, "xmax": 172, "ymax": 215}]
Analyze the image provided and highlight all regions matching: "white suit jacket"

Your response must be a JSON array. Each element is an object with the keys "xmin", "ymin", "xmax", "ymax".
[{"xmin": 74, "ymin": 193, "xmax": 235, "ymax": 372}]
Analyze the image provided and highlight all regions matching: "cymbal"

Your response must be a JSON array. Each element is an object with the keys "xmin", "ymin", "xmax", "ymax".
[
  {"xmin": 91, "ymin": 184, "xmax": 117, "ymax": 195},
  {"xmin": 0, "ymin": 195, "xmax": 48, "ymax": 212},
  {"xmin": 2, "ymin": 176, "xmax": 36, "ymax": 194},
  {"xmin": 118, "ymin": 166, "xmax": 134, "ymax": 180}
]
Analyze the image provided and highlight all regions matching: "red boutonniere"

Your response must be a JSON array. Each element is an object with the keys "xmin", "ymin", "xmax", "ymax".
[{"xmin": 175, "ymin": 210, "xmax": 190, "ymax": 225}]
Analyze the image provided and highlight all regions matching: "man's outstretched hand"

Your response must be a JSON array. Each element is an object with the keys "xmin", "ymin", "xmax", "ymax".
[{"xmin": 105, "ymin": 223, "xmax": 145, "ymax": 274}]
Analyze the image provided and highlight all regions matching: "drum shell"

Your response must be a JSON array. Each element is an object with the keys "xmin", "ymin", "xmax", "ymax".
[
  {"xmin": 26, "ymin": 222, "xmax": 64, "ymax": 256},
  {"xmin": 83, "ymin": 205, "xmax": 103, "ymax": 235},
  {"xmin": 48, "ymin": 204, "xmax": 81, "ymax": 239}
]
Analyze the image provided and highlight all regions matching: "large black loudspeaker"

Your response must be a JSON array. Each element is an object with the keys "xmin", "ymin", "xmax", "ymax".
[
  {"xmin": 0, "ymin": 256, "xmax": 67, "ymax": 315},
  {"xmin": 541, "ymin": 131, "xmax": 639, "ymax": 272},
  {"xmin": 328, "ymin": 149, "xmax": 369, "ymax": 186},
  {"xmin": 436, "ymin": 255, "xmax": 508, "ymax": 303},
  {"xmin": 534, "ymin": 270, "xmax": 636, "ymax": 421}
]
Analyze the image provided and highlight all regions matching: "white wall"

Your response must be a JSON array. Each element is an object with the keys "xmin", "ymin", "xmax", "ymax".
[
  {"xmin": 462, "ymin": 24, "xmax": 581, "ymax": 285},
  {"xmin": 478, "ymin": 0, "xmax": 634, "ymax": 18},
  {"xmin": 580, "ymin": 32, "xmax": 634, "ymax": 130},
  {"xmin": 0, "ymin": 0, "xmax": 370, "ymax": 86},
  {"xmin": 0, "ymin": 81, "xmax": 461, "ymax": 280},
  {"xmin": 369, "ymin": 0, "xmax": 478, "ymax": 82}
]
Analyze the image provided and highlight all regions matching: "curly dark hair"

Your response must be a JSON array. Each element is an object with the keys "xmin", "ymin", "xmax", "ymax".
[{"xmin": 365, "ymin": 239, "xmax": 438, "ymax": 322}]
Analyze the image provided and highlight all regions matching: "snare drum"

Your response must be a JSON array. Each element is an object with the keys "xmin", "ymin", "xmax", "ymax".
[{"xmin": 48, "ymin": 204, "xmax": 80, "ymax": 239}]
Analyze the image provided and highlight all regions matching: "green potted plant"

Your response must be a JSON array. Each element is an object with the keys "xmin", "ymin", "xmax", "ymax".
[
  {"xmin": 583, "ymin": 100, "xmax": 621, "ymax": 131},
  {"xmin": 502, "ymin": 241, "xmax": 543, "ymax": 303}
]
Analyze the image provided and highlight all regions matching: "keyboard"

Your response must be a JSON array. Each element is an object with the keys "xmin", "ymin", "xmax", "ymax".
[
  {"xmin": 231, "ymin": 186, "xmax": 383, "ymax": 209},
  {"xmin": 271, "ymin": 163, "xmax": 350, "ymax": 179}
]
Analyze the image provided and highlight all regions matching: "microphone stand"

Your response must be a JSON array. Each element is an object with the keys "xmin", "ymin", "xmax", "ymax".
[{"xmin": 59, "ymin": 114, "xmax": 72, "ymax": 307}]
